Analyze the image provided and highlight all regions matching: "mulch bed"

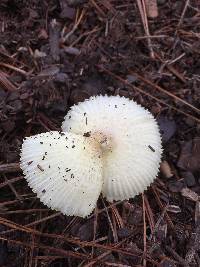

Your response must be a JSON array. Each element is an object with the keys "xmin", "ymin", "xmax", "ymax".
[{"xmin": 0, "ymin": 0, "xmax": 200, "ymax": 266}]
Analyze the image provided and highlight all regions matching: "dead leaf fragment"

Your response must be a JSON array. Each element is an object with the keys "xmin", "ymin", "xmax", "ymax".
[
  {"xmin": 195, "ymin": 201, "xmax": 200, "ymax": 226},
  {"xmin": 166, "ymin": 205, "xmax": 181, "ymax": 213},
  {"xmin": 160, "ymin": 161, "xmax": 173, "ymax": 178},
  {"xmin": 145, "ymin": 0, "xmax": 158, "ymax": 18},
  {"xmin": 182, "ymin": 171, "xmax": 196, "ymax": 187},
  {"xmin": 167, "ymin": 179, "xmax": 185, "ymax": 193},
  {"xmin": 158, "ymin": 116, "xmax": 176, "ymax": 143},
  {"xmin": 178, "ymin": 138, "xmax": 200, "ymax": 172},
  {"xmin": 181, "ymin": 188, "xmax": 199, "ymax": 202}
]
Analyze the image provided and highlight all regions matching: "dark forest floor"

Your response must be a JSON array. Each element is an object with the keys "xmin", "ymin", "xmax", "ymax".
[{"xmin": 0, "ymin": 0, "xmax": 200, "ymax": 266}]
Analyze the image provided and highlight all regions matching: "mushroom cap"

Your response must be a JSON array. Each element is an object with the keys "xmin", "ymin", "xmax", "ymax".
[
  {"xmin": 20, "ymin": 131, "xmax": 103, "ymax": 217},
  {"xmin": 62, "ymin": 95, "xmax": 162, "ymax": 202}
]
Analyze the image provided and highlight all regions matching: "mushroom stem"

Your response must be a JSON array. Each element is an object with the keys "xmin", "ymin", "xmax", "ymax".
[{"xmin": 90, "ymin": 132, "xmax": 113, "ymax": 154}]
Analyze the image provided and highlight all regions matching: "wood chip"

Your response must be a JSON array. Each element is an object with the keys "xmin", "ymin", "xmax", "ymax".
[
  {"xmin": 166, "ymin": 205, "xmax": 181, "ymax": 214},
  {"xmin": 145, "ymin": 0, "xmax": 158, "ymax": 18},
  {"xmin": 181, "ymin": 188, "xmax": 199, "ymax": 202},
  {"xmin": 160, "ymin": 161, "xmax": 173, "ymax": 178}
]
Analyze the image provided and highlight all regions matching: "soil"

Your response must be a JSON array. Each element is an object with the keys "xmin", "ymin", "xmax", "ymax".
[{"xmin": 0, "ymin": 0, "xmax": 200, "ymax": 266}]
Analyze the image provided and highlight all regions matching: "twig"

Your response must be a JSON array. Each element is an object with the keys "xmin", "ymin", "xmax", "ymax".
[
  {"xmin": 70, "ymin": 27, "xmax": 101, "ymax": 47},
  {"xmin": 92, "ymin": 207, "xmax": 98, "ymax": 257},
  {"xmin": 0, "ymin": 216, "xmax": 155, "ymax": 260},
  {"xmin": 84, "ymin": 234, "xmax": 131, "ymax": 266},
  {"xmin": 0, "ymin": 212, "xmax": 61, "ymax": 235},
  {"xmin": 0, "ymin": 236, "xmax": 88, "ymax": 260},
  {"xmin": 101, "ymin": 0, "xmax": 116, "ymax": 14},
  {"xmin": 62, "ymin": 9, "xmax": 85, "ymax": 43},
  {"xmin": 0, "ymin": 209, "xmax": 49, "ymax": 215},
  {"xmin": 96, "ymin": 65, "xmax": 200, "ymax": 124},
  {"xmin": 3, "ymin": 174, "xmax": 23, "ymax": 202},
  {"xmin": 0, "ymin": 176, "xmax": 23, "ymax": 189},
  {"xmin": 131, "ymin": 71, "xmax": 199, "ymax": 114},
  {"xmin": 155, "ymin": 52, "xmax": 186, "ymax": 83},
  {"xmin": 89, "ymin": 200, "xmax": 122, "ymax": 218},
  {"xmin": 144, "ymin": 195, "xmax": 155, "ymax": 235},
  {"xmin": 111, "ymin": 206, "xmax": 124, "ymax": 228},
  {"xmin": 29, "ymin": 233, "xmax": 35, "ymax": 267},
  {"xmin": 49, "ymin": 19, "xmax": 61, "ymax": 62},
  {"xmin": 177, "ymin": 0, "xmax": 190, "ymax": 29},
  {"xmin": 37, "ymin": 112, "xmax": 59, "ymax": 131},
  {"xmin": 89, "ymin": 0, "xmax": 106, "ymax": 17},
  {"xmin": 149, "ymin": 206, "xmax": 167, "ymax": 241},
  {"xmin": 151, "ymin": 185, "xmax": 174, "ymax": 229},
  {"xmin": 135, "ymin": 34, "xmax": 167, "ymax": 39},
  {"xmin": 136, "ymin": 0, "xmax": 155, "ymax": 58},
  {"xmin": 102, "ymin": 198, "xmax": 118, "ymax": 242},
  {"xmin": 83, "ymin": 240, "xmax": 127, "ymax": 267},
  {"xmin": 105, "ymin": 263, "xmax": 132, "ymax": 267},
  {"xmin": 34, "ymin": 255, "xmax": 66, "ymax": 260},
  {"xmin": 0, "ymin": 194, "xmax": 36, "ymax": 207},
  {"xmin": 0, "ymin": 163, "xmax": 20, "ymax": 173},
  {"xmin": 0, "ymin": 70, "xmax": 17, "ymax": 91},
  {"xmin": 0, "ymin": 62, "xmax": 29, "ymax": 76},
  {"xmin": 142, "ymin": 193, "xmax": 147, "ymax": 267}
]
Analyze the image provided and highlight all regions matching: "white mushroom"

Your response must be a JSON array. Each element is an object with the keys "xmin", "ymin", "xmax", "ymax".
[
  {"xmin": 62, "ymin": 95, "xmax": 162, "ymax": 202},
  {"xmin": 20, "ymin": 95, "xmax": 162, "ymax": 217},
  {"xmin": 20, "ymin": 131, "xmax": 103, "ymax": 217}
]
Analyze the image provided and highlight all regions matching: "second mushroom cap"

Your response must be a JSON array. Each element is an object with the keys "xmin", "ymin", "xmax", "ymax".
[{"xmin": 62, "ymin": 95, "xmax": 162, "ymax": 202}]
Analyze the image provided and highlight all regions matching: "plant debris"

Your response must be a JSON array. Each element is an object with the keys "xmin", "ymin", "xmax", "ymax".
[{"xmin": 0, "ymin": 0, "xmax": 200, "ymax": 266}]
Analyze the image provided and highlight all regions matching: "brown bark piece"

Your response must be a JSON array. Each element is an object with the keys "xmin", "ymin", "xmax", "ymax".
[{"xmin": 145, "ymin": 0, "xmax": 158, "ymax": 18}]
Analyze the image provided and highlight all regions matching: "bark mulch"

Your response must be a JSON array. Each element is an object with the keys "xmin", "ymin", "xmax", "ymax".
[{"xmin": 0, "ymin": 0, "xmax": 200, "ymax": 266}]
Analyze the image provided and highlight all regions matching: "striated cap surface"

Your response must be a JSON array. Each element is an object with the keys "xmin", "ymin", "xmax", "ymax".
[
  {"xmin": 20, "ymin": 131, "xmax": 103, "ymax": 217},
  {"xmin": 62, "ymin": 95, "xmax": 162, "ymax": 202}
]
